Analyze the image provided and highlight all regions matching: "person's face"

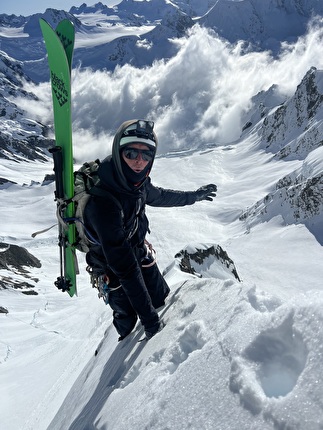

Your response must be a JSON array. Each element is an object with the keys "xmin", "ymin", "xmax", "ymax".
[{"xmin": 121, "ymin": 143, "xmax": 154, "ymax": 173}]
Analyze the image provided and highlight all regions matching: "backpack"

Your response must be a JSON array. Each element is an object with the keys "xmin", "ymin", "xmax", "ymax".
[
  {"xmin": 70, "ymin": 159, "xmax": 123, "ymax": 253},
  {"xmin": 32, "ymin": 160, "xmax": 127, "ymax": 253}
]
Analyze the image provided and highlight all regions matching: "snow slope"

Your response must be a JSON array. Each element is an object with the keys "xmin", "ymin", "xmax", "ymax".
[
  {"xmin": 0, "ymin": 1, "xmax": 323, "ymax": 429},
  {"xmin": 1, "ymin": 135, "xmax": 323, "ymax": 429}
]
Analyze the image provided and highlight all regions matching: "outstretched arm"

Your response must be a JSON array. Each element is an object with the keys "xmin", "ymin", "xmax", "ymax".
[{"xmin": 146, "ymin": 179, "xmax": 217, "ymax": 207}]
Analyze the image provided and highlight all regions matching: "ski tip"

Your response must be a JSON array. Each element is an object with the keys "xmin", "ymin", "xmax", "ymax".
[
  {"xmin": 39, "ymin": 17, "xmax": 51, "ymax": 30},
  {"xmin": 39, "ymin": 18, "xmax": 75, "ymax": 35},
  {"xmin": 56, "ymin": 19, "xmax": 75, "ymax": 29}
]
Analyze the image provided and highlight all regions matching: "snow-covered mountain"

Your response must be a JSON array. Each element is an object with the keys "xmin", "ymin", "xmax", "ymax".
[
  {"xmin": 1, "ymin": 0, "xmax": 322, "ymax": 81},
  {"xmin": 239, "ymin": 66, "xmax": 323, "ymax": 242},
  {"xmin": 240, "ymin": 143, "xmax": 323, "ymax": 241},
  {"xmin": 200, "ymin": 0, "xmax": 323, "ymax": 52},
  {"xmin": 0, "ymin": 51, "xmax": 53, "ymax": 165},
  {"xmin": 256, "ymin": 67, "xmax": 323, "ymax": 161},
  {"xmin": 1, "ymin": 0, "xmax": 323, "ymax": 162},
  {"xmin": 1, "ymin": 1, "xmax": 323, "ymax": 429}
]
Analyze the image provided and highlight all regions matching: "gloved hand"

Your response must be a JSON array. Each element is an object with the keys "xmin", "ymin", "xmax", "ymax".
[{"xmin": 195, "ymin": 184, "xmax": 217, "ymax": 202}]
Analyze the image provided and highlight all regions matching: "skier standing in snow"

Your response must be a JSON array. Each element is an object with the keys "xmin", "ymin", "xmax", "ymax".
[{"xmin": 84, "ymin": 119, "xmax": 217, "ymax": 341}]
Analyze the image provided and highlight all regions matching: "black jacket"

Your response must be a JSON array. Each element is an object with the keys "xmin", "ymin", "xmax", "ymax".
[{"xmin": 84, "ymin": 155, "xmax": 196, "ymax": 325}]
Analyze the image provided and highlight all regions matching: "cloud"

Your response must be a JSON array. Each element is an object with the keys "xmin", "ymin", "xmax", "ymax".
[
  {"xmin": 15, "ymin": 81, "xmax": 53, "ymax": 125},
  {"xmin": 72, "ymin": 128, "xmax": 114, "ymax": 162},
  {"xmin": 21, "ymin": 20, "xmax": 323, "ymax": 161}
]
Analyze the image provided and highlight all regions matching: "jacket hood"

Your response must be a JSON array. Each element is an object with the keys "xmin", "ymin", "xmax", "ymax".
[
  {"xmin": 99, "ymin": 119, "xmax": 158, "ymax": 193},
  {"xmin": 113, "ymin": 119, "xmax": 158, "ymax": 191}
]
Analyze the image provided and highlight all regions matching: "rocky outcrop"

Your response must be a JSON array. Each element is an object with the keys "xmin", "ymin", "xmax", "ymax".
[
  {"xmin": 259, "ymin": 67, "xmax": 323, "ymax": 160},
  {"xmin": 0, "ymin": 243, "xmax": 41, "ymax": 293},
  {"xmin": 0, "ymin": 51, "xmax": 54, "ymax": 161},
  {"xmin": 240, "ymin": 146, "xmax": 323, "ymax": 244},
  {"xmin": 174, "ymin": 243, "xmax": 241, "ymax": 281},
  {"xmin": 0, "ymin": 242, "xmax": 41, "ymax": 271}
]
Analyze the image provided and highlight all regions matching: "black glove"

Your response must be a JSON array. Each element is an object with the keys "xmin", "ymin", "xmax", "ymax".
[{"xmin": 195, "ymin": 184, "xmax": 217, "ymax": 202}]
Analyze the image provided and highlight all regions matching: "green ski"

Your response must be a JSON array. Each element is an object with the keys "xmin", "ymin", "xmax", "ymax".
[
  {"xmin": 55, "ymin": 19, "xmax": 75, "ymax": 71},
  {"xmin": 40, "ymin": 18, "xmax": 77, "ymax": 297}
]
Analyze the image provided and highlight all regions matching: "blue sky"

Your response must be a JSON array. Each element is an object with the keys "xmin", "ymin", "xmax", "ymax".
[{"xmin": 1, "ymin": 0, "xmax": 121, "ymax": 16}]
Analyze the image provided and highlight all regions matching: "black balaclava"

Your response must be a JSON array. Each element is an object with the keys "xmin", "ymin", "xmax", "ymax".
[{"xmin": 121, "ymin": 155, "xmax": 152, "ymax": 186}]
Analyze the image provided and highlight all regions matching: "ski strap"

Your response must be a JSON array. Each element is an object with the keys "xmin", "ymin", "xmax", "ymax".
[{"xmin": 31, "ymin": 223, "xmax": 58, "ymax": 238}]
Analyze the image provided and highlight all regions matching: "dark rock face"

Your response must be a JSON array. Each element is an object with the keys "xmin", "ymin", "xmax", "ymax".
[
  {"xmin": 0, "ymin": 242, "xmax": 41, "ymax": 271},
  {"xmin": 175, "ymin": 244, "xmax": 241, "ymax": 282},
  {"xmin": 0, "ymin": 243, "xmax": 41, "ymax": 295},
  {"xmin": 260, "ymin": 68, "xmax": 323, "ymax": 161}
]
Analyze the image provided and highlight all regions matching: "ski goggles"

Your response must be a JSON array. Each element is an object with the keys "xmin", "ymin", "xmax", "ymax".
[{"xmin": 122, "ymin": 147, "xmax": 155, "ymax": 161}]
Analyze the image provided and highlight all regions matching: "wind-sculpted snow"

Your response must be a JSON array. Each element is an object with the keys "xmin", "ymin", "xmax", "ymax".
[
  {"xmin": 229, "ymin": 295, "xmax": 323, "ymax": 429},
  {"xmin": 47, "ymin": 271, "xmax": 323, "ymax": 430},
  {"xmin": 23, "ymin": 238, "xmax": 320, "ymax": 430}
]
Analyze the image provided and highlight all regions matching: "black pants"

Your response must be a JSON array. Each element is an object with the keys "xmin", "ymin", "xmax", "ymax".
[{"xmin": 108, "ymin": 262, "xmax": 170, "ymax": 339}]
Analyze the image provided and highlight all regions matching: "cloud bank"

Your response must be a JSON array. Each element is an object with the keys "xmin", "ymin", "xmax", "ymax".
[{"xmin": 22, "ymin": 21, "xmax": 323, "ymax": 161}]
